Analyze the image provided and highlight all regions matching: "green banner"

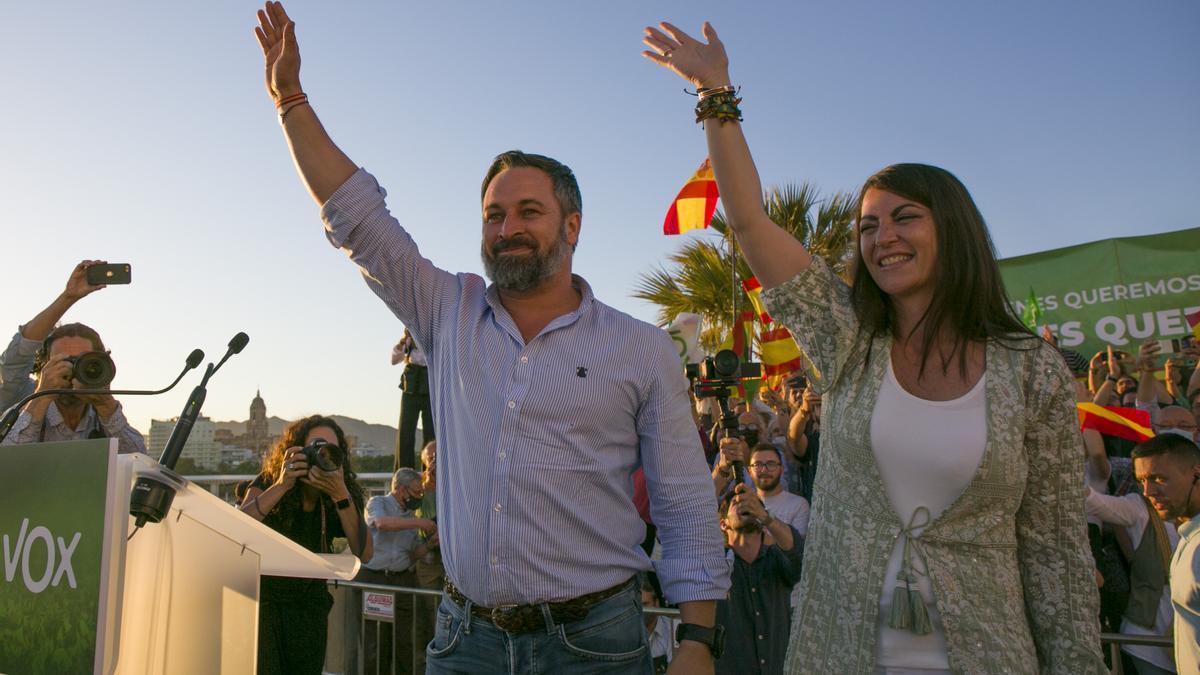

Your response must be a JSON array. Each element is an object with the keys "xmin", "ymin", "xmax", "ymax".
[
  {"xmin": 0, "ymin": 439, "xmax": 115, "ymax": 674},
  {"xmin": 999, "ymin": 227, "xmax": 1200, "ymax": 361}
]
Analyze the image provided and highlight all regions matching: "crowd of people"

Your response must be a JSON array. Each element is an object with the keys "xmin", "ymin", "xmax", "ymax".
[{"xmin": 3, "ymin": 3, "xmax": 1198, "ymax": 674}]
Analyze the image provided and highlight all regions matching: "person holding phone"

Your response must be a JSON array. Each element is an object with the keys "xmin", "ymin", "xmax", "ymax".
[
  {"xmin": 643, "ymin": 21, "xmax": 1103, "ymax": 673},
  {"xmin": 0, "ymin": 260, "xmax": 113, "ymax": 412},
  {"xmin": 1, "ymin": 261, "xmax": 145, "ymax": 452}
]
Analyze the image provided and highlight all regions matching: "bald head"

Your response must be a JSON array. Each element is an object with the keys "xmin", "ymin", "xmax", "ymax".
[{"xmin": 1157, "ymin": 405, "xmax": 1198, "ymax": 441}]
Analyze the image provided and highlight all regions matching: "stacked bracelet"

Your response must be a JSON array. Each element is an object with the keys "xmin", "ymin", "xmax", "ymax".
[
  {"xmin": 695, "ymin": 86, "xmax": 742, "ymax": 126},
  {"xmin": 276, "ymin": 92, "xmax": 309, "ymax": 123}
]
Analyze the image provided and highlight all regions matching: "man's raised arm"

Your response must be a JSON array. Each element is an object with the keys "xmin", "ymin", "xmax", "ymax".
[{"xmin": 255, "ymin": 1, "xmax": 356, "ymax": 205}]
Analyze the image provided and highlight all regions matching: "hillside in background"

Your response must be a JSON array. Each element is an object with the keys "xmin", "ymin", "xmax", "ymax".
[{"xmin": 210, "ymin": 415, "xmax": 400, "ymax": 455}]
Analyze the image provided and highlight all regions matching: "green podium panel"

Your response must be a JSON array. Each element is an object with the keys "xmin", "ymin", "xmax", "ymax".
[{"xmin": 0, "ymin": 438, "xmax": 117, "ymax": 674}]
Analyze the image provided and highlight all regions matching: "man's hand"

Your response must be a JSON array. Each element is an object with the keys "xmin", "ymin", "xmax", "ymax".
[
  {"xmin": 1137, "ymin": 339, "xmax": 1161, "ymax": 374},
  {"xmin": 668, "ymin": 641, "xmax": 715, "ymax": 674},
  {"xmin": 63, "ymin": 260, "xmax": 108, "ymax": 302},
  {"xmin": 716, "ymin": 436, "xmax": 747, "ymax": 473},
  {"xmin": 255, "ymin": 2, "xmax": 302, "ymax": 102},
  {"xmin": 731, "ymin": 483, "xmax": 768, "ymax": 523},
  {"xmin": 78, "ymin": 391, "xmax": 118, "ymax": 421},
  {"xmin": 35, "ymin": 355, "xmax": 73, "ymax": 395},
  {"xmin": 1106, "ymin": 345, "xmax": 1122, "ymax": 380},
  {"xmin": 305, "ymin": 463, "xmax": 350, "ymax": 500}
]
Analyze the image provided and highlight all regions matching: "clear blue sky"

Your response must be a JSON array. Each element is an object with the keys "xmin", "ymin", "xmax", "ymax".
[{"xmin": 2, "ymin": 1, "xmax": 1196, "ymax": 438}]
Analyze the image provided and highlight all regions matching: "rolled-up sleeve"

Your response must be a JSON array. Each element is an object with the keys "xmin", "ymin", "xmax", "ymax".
[
  {"xmin": 0, "ymin": 330, "xmax": 39, "ymax": 412},
  {"xmin": 320, "ymin": 168, "xmax": 457, "ymax": 355},
  {"xmin": 639, "ymin": 332, "xmax": 731, "ymax": 604}
]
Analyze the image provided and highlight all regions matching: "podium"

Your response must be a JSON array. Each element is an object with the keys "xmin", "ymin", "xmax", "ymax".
[{"xmin": 0, "ymin": 440, "xmax": 360, "ymax": 675}]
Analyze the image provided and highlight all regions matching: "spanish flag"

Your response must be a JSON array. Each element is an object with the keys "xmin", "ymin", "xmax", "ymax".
[
  {"xmin": 1187, "ymin": 308, "xmax": 1200, "ymax": 340},
  {"xmin": 663, "ymin": 159, "xmax": 719, "ymax": 235},
  {"xmin": 1077, "ymin": 403, "xmax": 1153, "ymax": 443},
  {"xmin": 742, "ymin": 276, "xmax": 772, "ymax": 324},
  {"xmin": 760, "ymin": 326, "xmax": 803, "ymax": 377}
]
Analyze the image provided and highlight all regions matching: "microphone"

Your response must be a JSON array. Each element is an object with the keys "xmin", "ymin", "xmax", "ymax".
[
  {"xmin": 131, "ymin": 332, "xmax": 249, "ymax": 529},
  {"xmin": 0, "ymin": 348, "xmax": 205, "ymax": 443}
]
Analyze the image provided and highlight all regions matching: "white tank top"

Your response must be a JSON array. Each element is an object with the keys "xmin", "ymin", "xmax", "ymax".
[{"xmin": 870, "ymin": 356, "xmax": 987, "ymax": 670}]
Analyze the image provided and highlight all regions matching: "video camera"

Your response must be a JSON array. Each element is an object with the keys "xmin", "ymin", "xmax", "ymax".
[{"xmin": 685, "ymin": 349, "xmax": 762, "ymax": 486}]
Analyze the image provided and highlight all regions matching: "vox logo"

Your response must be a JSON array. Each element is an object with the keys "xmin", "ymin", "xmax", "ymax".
[{"xmin": 3, "ymin": 518, "xmax": 81, "ymax": 593}]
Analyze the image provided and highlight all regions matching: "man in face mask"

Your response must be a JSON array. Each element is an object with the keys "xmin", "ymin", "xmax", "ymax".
[
  {"xmin": 1155, "ymin": 406, "xmax": 1199, "ymax": 444},
  {"xmin": 360, "ymin": 467, "xmax": 436, "ymax": 674}
]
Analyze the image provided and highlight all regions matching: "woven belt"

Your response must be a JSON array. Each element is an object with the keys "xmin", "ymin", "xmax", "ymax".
[{"xmin": 443, "ymin": 577, "xmax": 633, "ymax": 634}]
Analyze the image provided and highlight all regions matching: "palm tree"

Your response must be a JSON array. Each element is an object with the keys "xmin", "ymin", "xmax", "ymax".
[{"xmin": 634, "ymin": 182, "xmax": 857, "ymax": 353}]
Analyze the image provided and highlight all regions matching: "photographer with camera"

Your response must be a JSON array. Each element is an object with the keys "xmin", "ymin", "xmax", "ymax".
[
  {"xmin": 0, "ymin": 321, "xmax": 145, "ymax": 453},
  {"xmin": 239, "ymin": 415, "xmax": 371, "ymax": 675},
  {"xmin": 715, "ymin": 483, "xmax": 803, "ymax": 674}
]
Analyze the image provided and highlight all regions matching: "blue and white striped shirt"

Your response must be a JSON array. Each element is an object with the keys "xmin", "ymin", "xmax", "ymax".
[{"xmin": 322, "ymin": 169, "xmax": 730, "ymax": 605}]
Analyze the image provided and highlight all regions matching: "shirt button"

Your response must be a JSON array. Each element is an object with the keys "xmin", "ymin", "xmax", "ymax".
[
  {"xmin": 490, "ymin": 555, "xmax": 498, "ymax": 564},
  {"xmin": 520, "ymin": 356, "xmax": 528, "ymax": 363},
  {"xmin": 494, "ymin": 503, "xmax": 503, "ymax": 512},
  {"xmin": 507, "ymin": 401, "xmax": 515, "ymax": 409},
  {"xmin": 498, "ymin": 452, "xmax": 506, "ymax": 460},
  {"xmin": 757, "ymin": 634, "xmax": 764, "ymax": 640}
]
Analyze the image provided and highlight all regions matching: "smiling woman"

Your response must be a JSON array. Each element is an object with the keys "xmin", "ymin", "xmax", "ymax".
[{"xmin": 643, "ymin": 19, "xmax": 1106, "ymax": 675}]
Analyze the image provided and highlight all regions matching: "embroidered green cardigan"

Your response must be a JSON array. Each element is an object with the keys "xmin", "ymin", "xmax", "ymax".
[{"xmin": 761, "ymin": 257, "xmax": 1105, "ymax": 674}]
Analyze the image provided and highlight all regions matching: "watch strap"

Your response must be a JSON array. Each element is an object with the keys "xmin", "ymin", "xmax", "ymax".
[
  {"xmin": 675, "ymin": 622, "xmax": 726, "ymax": 659},
  {"xmin": 334, "ymin": 497, "xmax": 352, "ymax": 510}
]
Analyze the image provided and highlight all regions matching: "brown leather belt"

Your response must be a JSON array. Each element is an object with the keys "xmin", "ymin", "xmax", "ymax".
[{"xmin": 443, "ymin": 577, "xmax": 634, "ymax": 634}]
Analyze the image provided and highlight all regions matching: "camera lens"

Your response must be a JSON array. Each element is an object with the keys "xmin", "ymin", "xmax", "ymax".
[
  {"xmin": 72, "ymin": 351, "xmax": 115, "ymax": 388},
  {"xmin": 712, "ymin": 349, "xmax": 741, "ymax": 378}
]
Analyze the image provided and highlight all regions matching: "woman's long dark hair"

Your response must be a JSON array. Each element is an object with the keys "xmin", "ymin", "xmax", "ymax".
[
  {"xmin": 255, "ymin": 415, "xmax": 365, "ymax": 541},
  {"xmin": 849, "ymin": 164, "xmax": 1034, "ymax": 378}
]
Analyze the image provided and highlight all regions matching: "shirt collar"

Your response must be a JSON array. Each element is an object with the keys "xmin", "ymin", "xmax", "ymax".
[
  {"xmin": 45, "ymin": 401, "xmax": 97, "ymax": 433},
  {"xmin": 484, "ymin": 274, "xmax": 595, "ymax": 332},
  {"xmin": 1180, "ymin": 515, "xmax": 1200, "ymax": 542}
]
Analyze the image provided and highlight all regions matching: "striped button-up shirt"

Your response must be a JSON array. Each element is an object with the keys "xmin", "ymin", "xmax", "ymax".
[{"xmin": 322, "ymin": 169, "xmax": 729, "ymax": 606}]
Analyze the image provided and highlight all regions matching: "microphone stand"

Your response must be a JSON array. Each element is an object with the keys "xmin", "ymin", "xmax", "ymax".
[
  {"xmin": 0, "ymin": 349, "xmax": 204, "ymax": 443},
  {"xmin": 130, "ymin": 333, "xmax": 249, "ymax": 529}
]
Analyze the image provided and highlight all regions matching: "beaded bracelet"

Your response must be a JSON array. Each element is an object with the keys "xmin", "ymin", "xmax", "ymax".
[{"xmin": 695, "ymin": 91, "xmax": 743, "ymax": 125}]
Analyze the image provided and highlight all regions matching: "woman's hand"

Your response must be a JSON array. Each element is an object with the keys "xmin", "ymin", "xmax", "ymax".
[
  {"xmin": 255, "ymin": 2, "xmax": 302, "ymax": 102},
  {"xmin": 642, "ymin": 22, "xmax": 730, "ymax": 89},
  {"xmin": 274, "ymin": 446, "xmax": 308, "ymax": 491},
  {"xmin": 305, "ymin": 463, "xmax": 350, "ymax": 501},
  {"xmin": 1106, "ymin": 345, "xmax": 1122, "ymax": 380},
  {"xmin": 1136, "ymin": 339, "xmax": 1161, "ymax": 374}
]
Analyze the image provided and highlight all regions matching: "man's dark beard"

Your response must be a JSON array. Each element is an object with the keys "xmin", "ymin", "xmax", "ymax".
[
  {"xmin": 57, "ymin": 393, "xmax": 82, "ymax": 409},
  {"xmin": 754, "ymin": 475, "xmax": 780, "ymax": 492},
  {"xmin": 481, "ymin": 223, "xmax": 571, "ymax": 292}
]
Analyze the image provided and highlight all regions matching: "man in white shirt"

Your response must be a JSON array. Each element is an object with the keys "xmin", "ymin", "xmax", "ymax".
[
  {"xmin": 1131, "ymin": 434, "xmax": 1200, "ymax": 675},
  {"xmin": 748, "ymin": 443, "xmax": 809, "ymax": 608}
]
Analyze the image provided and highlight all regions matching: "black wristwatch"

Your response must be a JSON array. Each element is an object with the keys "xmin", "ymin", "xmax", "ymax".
[
  {"xmin": 334, "ymin": 497, "xmax": 352, "ymax": 511},
  {"xmin": 676, "ymin": 623, "xmax": 726, "ymax": 659}
]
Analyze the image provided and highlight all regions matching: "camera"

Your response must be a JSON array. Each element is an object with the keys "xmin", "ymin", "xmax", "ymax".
[
  {"xmin": 686, "ymin": 349, "xmax": 762, "ymax": 400},
  {"xmin": 301, "ymin": 439, "xmax": 344, "ymax": 472},
  {"xmin": 65, "ymin": 351, "xmax": 116, "ymax": 388}
]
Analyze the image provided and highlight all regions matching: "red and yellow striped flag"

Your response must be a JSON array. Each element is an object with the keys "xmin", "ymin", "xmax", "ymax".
[
  {"xmin": 742, "ymin": 276, "xmax": 772, "ymax": 324},
  {"xmin": 1186, "ymin": 308, "xmax": 1200, "ymax": 339},
  {"xmin": 1077, "ymin": 403, "xmax": 1153, "ymax": 443},
  {"xmin": 760, "ymin": 326, "xmax": 803, "ymax": 377},
  {"xmin": 663, "ymin": 159, "xmax": 719, "ymax": 235}
]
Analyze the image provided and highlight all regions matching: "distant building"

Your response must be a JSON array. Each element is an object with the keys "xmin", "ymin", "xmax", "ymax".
[
  {"xmin": 149, "ymin": 416, "xmax": 219, "ymax": 471},
  {"xmin": 247, "ymin": 389, "xmax": 270, "ymax": 455}
]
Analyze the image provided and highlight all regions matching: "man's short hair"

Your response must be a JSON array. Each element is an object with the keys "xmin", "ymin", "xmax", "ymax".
[
  {"xmin": 391, "ymin": 467, "xmax": 421, "ymax": 492},
  {"xmin": 480, "ymin": 150, "xmax": 582, "ymax": 219},
  {"xmin": 1131, "ymin": 434, "xmax": 1200, "ymax": 464},
  {"xmin": 33, "ymin": 322, "xmax": 106, "ymax": 373},
  {"xmin": 751, "ymin": 442, "xmax": 785, "ymax": 465}
]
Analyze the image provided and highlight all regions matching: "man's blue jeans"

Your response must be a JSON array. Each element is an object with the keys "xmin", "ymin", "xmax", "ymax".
[{"xmin": 425, "ymin": 583, "xmax": 653, "ymax": 674}]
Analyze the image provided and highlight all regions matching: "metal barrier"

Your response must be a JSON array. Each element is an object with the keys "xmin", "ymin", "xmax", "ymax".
[
  {"xmin": 321, "ymin": 580, "xmax": 1174, "ymax": 675},
  {"xmin": 182, "ymin": 478, "xmax": 1175, "ymax": 674}
]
